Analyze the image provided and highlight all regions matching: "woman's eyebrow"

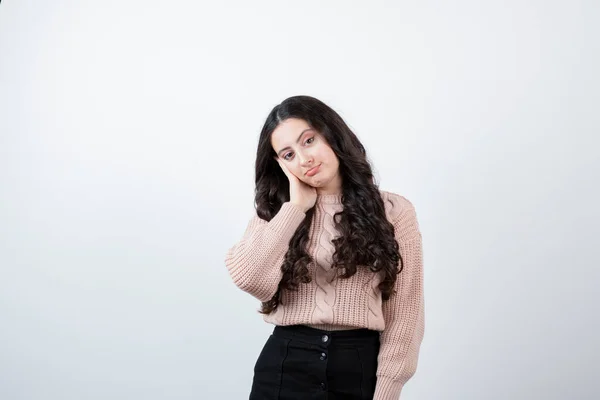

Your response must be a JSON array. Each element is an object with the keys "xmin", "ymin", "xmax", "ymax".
[{"xmin": 277, "ymin": 128, "xmax": 313, "ymax": 155}]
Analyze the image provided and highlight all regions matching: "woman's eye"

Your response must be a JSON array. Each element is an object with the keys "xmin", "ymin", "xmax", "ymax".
[{"xmin": 281, "ymin": 137, "xmax": 312, "ymax": 161}]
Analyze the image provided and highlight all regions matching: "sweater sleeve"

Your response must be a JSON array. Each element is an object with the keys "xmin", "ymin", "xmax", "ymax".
[
  {"xmin": 224, "ymin": 202, "xmax": 307, "ymax": 302},
  {"xmin": 373, "ymin": 203, "xmax": 425, "ymax": 399}
]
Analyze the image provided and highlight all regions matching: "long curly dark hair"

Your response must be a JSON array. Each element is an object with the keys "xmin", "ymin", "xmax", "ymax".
[{"xmin": 254, "ymin": 95, "xmax": 403, "ymax": 314}]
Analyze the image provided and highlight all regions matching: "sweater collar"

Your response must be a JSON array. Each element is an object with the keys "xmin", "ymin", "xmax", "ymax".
[{"xmin": 315, "ymin": 193, "xmax": 343, "ymax": 205}]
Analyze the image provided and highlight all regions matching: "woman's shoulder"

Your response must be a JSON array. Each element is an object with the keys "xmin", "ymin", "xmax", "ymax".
[{"xmin": 379, "ymin": 189, "xmax": 417, "ymax": 223}]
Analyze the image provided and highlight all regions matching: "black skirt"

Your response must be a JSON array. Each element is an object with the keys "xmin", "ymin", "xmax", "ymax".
[{"xmin": 249, "ymin": 324, "xmax": 380, "ymax": 400}]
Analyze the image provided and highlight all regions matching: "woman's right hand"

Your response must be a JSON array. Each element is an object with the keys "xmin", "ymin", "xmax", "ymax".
[{"xmin": 274, "ymin": 157, "xmax": 317, "ymax": 213}]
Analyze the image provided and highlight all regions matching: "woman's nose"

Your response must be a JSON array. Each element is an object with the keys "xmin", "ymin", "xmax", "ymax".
[{"xmin": 299, "ymin": 155, "xmax": 314, "ymax": 166}]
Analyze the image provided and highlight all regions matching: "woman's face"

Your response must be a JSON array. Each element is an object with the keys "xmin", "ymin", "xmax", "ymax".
[{"xmin": 271, "ymin": 118, "xmax": 342, "ymax": 194}]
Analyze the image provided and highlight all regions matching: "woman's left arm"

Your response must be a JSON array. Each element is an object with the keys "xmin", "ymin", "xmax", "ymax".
[{"xmin": 373, "ymin": 203, "xmax": 425, "ymax": 400}]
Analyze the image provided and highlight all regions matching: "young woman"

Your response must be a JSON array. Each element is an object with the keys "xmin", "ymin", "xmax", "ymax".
[{"xmin": 225, "ymin": 95, "xmax": 424, "ymax": 400}]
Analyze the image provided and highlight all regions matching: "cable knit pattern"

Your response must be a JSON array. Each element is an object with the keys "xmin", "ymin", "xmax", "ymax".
[
  {"xmin": 225, "ymin": 190, "xmax": 424, "ymax": 399},
  {"xmin": 311, "ymin": 200, "xmax": 341, "ymax": 324},
  {"xmin": 363, "ymin": 271, "xmax": 383, "ymax": 329}
]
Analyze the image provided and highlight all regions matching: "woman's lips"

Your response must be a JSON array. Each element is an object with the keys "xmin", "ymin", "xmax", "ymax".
[{"xmin": 306, "ymin": 164, "xmax": 321, "ymax": 177}]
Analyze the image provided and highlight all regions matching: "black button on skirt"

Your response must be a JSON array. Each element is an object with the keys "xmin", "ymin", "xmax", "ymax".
[{"xmin": 249, "ymin": 324, "xmax": 380, "ymax": 400}]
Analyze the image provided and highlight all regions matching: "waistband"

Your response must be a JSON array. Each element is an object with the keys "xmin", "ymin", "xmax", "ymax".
[{"xmin": 273, "ymin": 324, "xmax": 380, "ymax": 347}]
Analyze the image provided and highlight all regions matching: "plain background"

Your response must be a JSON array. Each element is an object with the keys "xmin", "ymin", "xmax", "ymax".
[{"xmin": 1, "ymin": 0, "xmax": 599, "ymax": 399}]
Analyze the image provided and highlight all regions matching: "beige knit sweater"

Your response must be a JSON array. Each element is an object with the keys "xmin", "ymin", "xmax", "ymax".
[{"xmin": 225, "ymin": 190, "xmax": 424, "ymax": 399}]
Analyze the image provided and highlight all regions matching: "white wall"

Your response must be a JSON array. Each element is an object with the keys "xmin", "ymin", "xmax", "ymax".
[{"xmin": 1, "ymin": 0, "xmax": 598, "ymax": 399}]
